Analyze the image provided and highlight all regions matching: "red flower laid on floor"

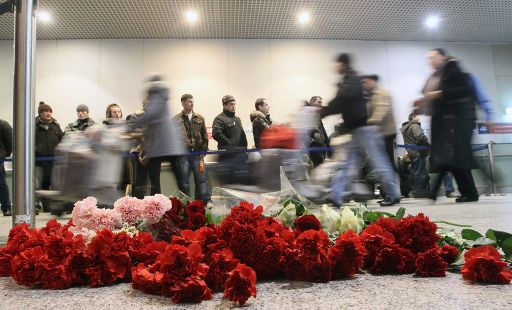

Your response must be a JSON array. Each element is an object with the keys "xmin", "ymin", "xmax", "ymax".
[
  {"xmin": 328, "ymin": 230, "xmax": 367, "ymax": 279},
  {"xmin": 294, "ymin": 215, "xmax": 321, "ymax": 233},
  {"xmin": 131, "ymin": 263, "xmax": 164, "ymax": 295},
  {"xmin": 370, "ymin": 244, "xmax": 416, "ymax": 275},
  {"xmin": 170, "ymin": 278, "xmax": 212, "ymax": 304},
  {"xmin": 461, "ymin": 245, "xmax": 512, "ymax": 284},
  {"xmin": 395, "ymin": 214, "xmax": 439, "ymax": 254},
  {"xmin": 224, "ymin": 263, "xmax": 257, "ymax": 306},
  {"xmin": 415, "ymin": 247, "xmax": 447, "ymax": 277},
  {"xmin": 10, "ymin": 246, "xmax": 46, "ymax": 287},
  {"xmin": 204, "ymin": 248, "xmax": 240, "ymax": 292},
  {"xmin": 438, "ymin": 245, "xmax": 460, "ymax": 265}
]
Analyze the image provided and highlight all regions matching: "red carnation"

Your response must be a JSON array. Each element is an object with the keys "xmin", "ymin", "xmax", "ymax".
[
  {"xmin": 329, "ymin": 230, "xmax": 367, "ymax": 279},
  {"xmin": 11, "ymin": 246, "xmax": 46, "ymax": 287},
  {"xmin": 224, "ymin": 263, "xmax": 257, "ymax": 306},
  {"xmin": 131, "ymin": 263, "xmax": 164, "ymax": 295},
  {"xmin": 360, "ymin": 233, "xmax": 394, "ymax": 269},
  {"xmin": 251, "ymin": 235, "xmax": 287, "ymax": 279},
  {"xmin": 218, "ymin": 202, "xmax": 264, "ymax": 242},
  {"xmin": 186, "ymin": 213, "xmax": 208, "ymax": 231},
  {"xmin": 294, "ymin": 215, "xmax": 321, "ymax": 233},
  {"xmin": 227, "ymin": 222, "xmax": 261, "ymax": 266},
  {"xmin": 169, "ymin": 197, "xmax": 183, "ymax": 215},
  {"xmin": 170, "ymin": 278, "xmax": 212, "ymax": 303},
  {"xmin": 205, "ymin": 248, "xmax": 240, "ymax": 292},
  {"xmin": 461, "ymin": 245, "xmax": 512, "ymax": 284},
  {"xmin": 438, "ymin": 245, "xmax": 460, "ymax": 264},
  {"xmin": 41, "ymin": 264, "xmax": 75, "ymax": 290},
  {"xmin": 0, "ymin": 248, "xmax": 13, "ymax": 277},
  {"xmin": 370, "ymin": 245, "xmax": 403, "ymax": 274},
  {"xmin": 416, "ymin": 247, "xmax": 447, "ymax": 277},
  {"xmin": 395, "ymin": 214, "xmax": 439, "ymax": 254},
  {"xmin": 374, "ymin": 217, "xmax": 398, "ymax": 236},
  {"xmin": 360, "ymin": 223, "xmax": 395, "ymax": 244}
]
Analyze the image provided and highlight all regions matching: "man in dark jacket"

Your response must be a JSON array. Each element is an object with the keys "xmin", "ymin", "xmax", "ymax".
[
  {"xmin": 35, "ymin": 102, "xmax": 64, "ymax": 190},
  {"xmin": 65, "ymin": 104, "xmax": 96, "ymax": 133},
  {"xmin": 212, "ymin": 95, "xmax": 249, "ymax": 184},
  {"xmin": 250, "ymin": 98, "xmax": 272, "ymax": 148},
  {"xmin": 307, "ymin": 96, "xmax": 329, "ymax": 167},
  {"xmin": 212, "ymin": 95, "xmax": 247, "ymax": 151},
  {"xmin": 400, "ymin": 113, "xmax": 430, "ymax": 198},
  {"xmin": 320, "ymin": 53, "xmax": 400, "ymax": 206},
  {"xmin": 0, "ymin": 118, "xmax": 12, "ymax": 216},
  {"xmin": 174, "ymin": 94, "xmax": 210, "ymax": 202}
]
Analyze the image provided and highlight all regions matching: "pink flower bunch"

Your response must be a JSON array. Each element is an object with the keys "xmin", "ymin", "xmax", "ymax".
[
  {"xmin": 141, "ymin": 194, "xmax": 172, "ymax": 224},
  {"xmin": 113, "ymin": 196, "xmax": 143, "ymax": 225},
  {"xmin": 91, "ymin": 208, "xmax": 122, "ymax": 231},
  {"xmin": 71, "ymin": 197, "xmax": 99, "ymax": 230}
]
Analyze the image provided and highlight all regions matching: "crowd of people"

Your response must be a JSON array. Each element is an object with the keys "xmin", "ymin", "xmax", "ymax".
[{"xmin": 0, "ymin": 47, "xmax": 492, "ymax": 215}]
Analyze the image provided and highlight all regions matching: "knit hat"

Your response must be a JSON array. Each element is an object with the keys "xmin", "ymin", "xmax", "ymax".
[
  {"xmin": 337, "ymin": 53, "xmax": 351, "ymax": 66},
  {"xmin": 76, "ymin": 104, "xmax": 89, "ymax": 113},
  {"xmin": 222, "ymin": 95, "xmax": 235, "ymax": 105},
  {"xmin": 38, "ymin": 101, "xmax": 52, "ymax": 114}
]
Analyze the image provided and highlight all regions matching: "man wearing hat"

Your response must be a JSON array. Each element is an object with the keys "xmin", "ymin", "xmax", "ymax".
[
  {"xmin": 212, "ymin": 95, "xmax": 249, "ymax": 183},
  {"xmin": 212, "ymin": 95, "xmax": 247, "ymax": 151},
  {"xmin": 65, "ymin": 104, "xmax": 96, "ymax": 132},
  {"xmin": 35, "ymin": 101, "xmax": 64, "ymax": 190}
]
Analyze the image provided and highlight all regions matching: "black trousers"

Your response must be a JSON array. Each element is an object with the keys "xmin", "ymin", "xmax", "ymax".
[
  {"xmin": 431, "ymin": 167, "xmax": 478, "ymax": 199},
  {"xmin": 147, "ymin": 156, "xmax": 185, "ymax": 195},
  {"xmin": 383, "ymin": 134, "xmax": 396, "ymax": 168},
  {"xmin": 36, "ymin": 161, "xmax": 54, "ymax": 190}
]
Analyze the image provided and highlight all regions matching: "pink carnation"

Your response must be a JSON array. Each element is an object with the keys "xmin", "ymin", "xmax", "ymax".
[
  {"xmin": 71, "ymin": 197, "xmax": 99, "ymax": 229},
  {"xmin": 141, "ymin": 194, "xmax": 172, "ymax": 224},
  {"xmin": 113, "ymin": 196, "xmax": 143, "ymax": 225},
  {"xmin": 91, "ymin": 208, "xmax": 123, "ymax": 231},
  {"xmin": 67, "ymin": 226, "xmax": 97, "ymax": 242}
]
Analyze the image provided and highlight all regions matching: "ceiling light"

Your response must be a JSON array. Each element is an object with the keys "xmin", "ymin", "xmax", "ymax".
[
  {"xmin": 505, "ymin": 107, "xmax": 512, "ymax": 115},
  {"xmin": 185, "ymin": 10, "xmax": 198, "ymax": 23},
  {"xmin": 298, "ymin": 11, "xmax": 310, "ymax": 24},
  {"xmin": 425, "ymin": 15, "xmax": 441, "ymax": 29},
  {"xmin": 37, "ymin": 11, "xmax": 52, "ymax": 23}
]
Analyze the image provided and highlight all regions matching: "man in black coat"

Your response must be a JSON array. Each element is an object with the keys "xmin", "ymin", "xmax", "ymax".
[
  {"xmin": 0, "ymin": 118, "xmax": 12, "ymax": 216},
  {"xmin": 250, "ymin": 98, "xmax": 272, "ymax": 148},
  {"xmin": 421, "ymin": 48, "xmax": 478, "ymax": 202},
  {"xmin": 35, "ymin": 102, "xmax": 64, "ymax": 190},
  {"xmin": 320, "ymin": 53, "xmax": 400, "ymax": 206},
  {"xmin": 307, "ymin": 96, "xmax": 329, "ymax": 167}
]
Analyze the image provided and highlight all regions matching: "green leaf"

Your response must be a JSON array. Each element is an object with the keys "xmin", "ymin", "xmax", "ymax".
[
  {"xmin": 295, "ymin": 203, "xmax": 306, "ymax": 217},
  {"xmin": 485, "ymin": 229, "xmax": 497, "ymax": 241},
  {"xmin": 500, "ymin": 237, "xmax": 512, "ymax": 257},
  {"xmin": 363, "ymin": 211, "xmax": 379, "ymax": 223},
  {"xmin": 461, "ymin": 229, "xmax": 483, "ymax": 241},
  {"xmin": 395, "ymin": 207, "xmax": 406, "ymax": 219}
]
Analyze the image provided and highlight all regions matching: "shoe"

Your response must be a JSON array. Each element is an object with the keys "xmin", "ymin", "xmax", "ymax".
[
  {"xmin": 445, "ymin": 192, "xmax": 456, "ymax": 198},
  {"xmin": 379, "ymin": 198, "xmax": 400, "ymax": 207},
  {"xmin": 455, "ymin": 196, "xmax": 479, "ymax": 203},
  {"xmin": 3, "ymin": 210, "xmax": 12, "ymax": 216}
]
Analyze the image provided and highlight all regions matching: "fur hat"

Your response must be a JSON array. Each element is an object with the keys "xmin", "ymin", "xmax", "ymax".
[
  {"xmin": 76, "ymin": 104, "xmax": 89, "ymax": 113},
  {"xmin": 38, "ymin": 101, "xmax": 52, "ymax": 114},
  {"xmin": 222, "ymin": 95, "xmax": 235, "ymax": 105}
]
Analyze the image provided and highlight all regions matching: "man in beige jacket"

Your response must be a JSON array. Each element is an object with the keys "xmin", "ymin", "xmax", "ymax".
[{"xmin": 361, "ymin": 75, "xmax": 397, "ymax": 166}]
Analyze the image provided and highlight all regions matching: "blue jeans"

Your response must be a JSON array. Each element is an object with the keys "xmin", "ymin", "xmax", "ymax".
[
  {"xmin": 410, "ymin": 155, "xmax": 431, "ymax": 196},
  {"xmin": 0, "ymin": 163, "xmax": 11, "ymax": 213},
  {"xmin": 329, "ymin": 126, "xmax": 400, "ymax": 204},
  {"xmin": 443, "ymin": 172, "xmax": 454, "ymax": 193},
  {"xmin": 177, "ymin": 156, "xmax": 211, "ymax": 202}
]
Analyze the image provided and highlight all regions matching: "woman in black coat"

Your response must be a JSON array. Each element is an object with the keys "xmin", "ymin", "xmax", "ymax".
[{"xmin": 422, "ymin": 48, "xmax": 478, "ymax": 202}]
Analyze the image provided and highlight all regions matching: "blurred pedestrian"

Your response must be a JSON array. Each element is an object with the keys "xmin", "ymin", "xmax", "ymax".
[
  {"xmin": 420, "ymin": 48, "xmax": 478, "ymax": 202},
  {"xmin": 0, "ymin": 118, "xmax": 12, "ymax": 216},
  {"xmin": 129, "ymin": 75, "xmax": 186, "ymax": 195},
  {"xmin": 174, "ymin": 94, "xmax": 211, "ymax": 202},
  {"xmin": 319, "ymin": 53, "xmax": 400, "ymax": 206}
]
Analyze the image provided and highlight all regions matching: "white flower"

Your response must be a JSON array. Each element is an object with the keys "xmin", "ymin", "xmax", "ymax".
[
  {"xmin": 338, "ymin": 206, "xmax": 364, "ymax": 234},
  {"xmin": 317, "ymin": 204, "xmax": 341, "ymax": 234}
]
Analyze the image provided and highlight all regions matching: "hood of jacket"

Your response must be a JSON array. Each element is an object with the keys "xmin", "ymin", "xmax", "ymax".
[{"xmin": 250, "ymin": 110, "xmax": 267, "ymax": 122}]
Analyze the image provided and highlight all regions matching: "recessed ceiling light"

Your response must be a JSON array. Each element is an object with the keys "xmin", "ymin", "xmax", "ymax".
[
  {"xmin": 505, "ymin": 107, "xmax": 512, "ymax": 115},
  {"xmin": 37, "ymin": 11, "xmax": 52, "ymax": 23},
  {"xmin": 298, "ymin": 11, "xmax": 310, "ymax": 24},
  {"xmin": 425, "ymin": 15, "xmax": 441, "ymax": 29},
  {"xmin": 185, "ymin": 10, "xmax": 198, "ymax": 23}
]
